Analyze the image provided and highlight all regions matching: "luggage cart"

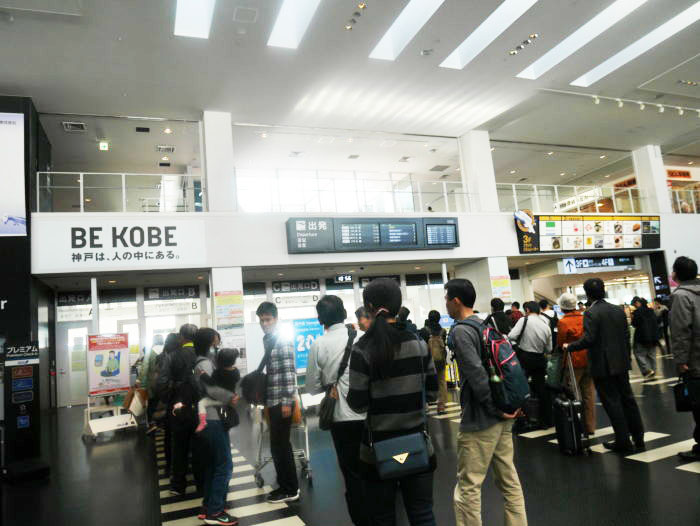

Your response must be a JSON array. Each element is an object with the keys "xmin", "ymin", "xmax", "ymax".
[{"xmin": 252, "ymin": 393, "xmax": 312, "ymax": 488}]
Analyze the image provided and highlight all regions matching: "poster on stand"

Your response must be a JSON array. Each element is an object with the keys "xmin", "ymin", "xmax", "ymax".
[
  {"xmin": 0, "ymin": 112, "xmax": 26, "ymax": 237},
  {"xmin": 87, "ymin": 334, "xmax": 130, "ymax": 396},
  {"xmin": 292, "ymin": 318, "xmax": 324, "ymax": 373},
  {"xmin": 214, "ymin": 290, "xmax": 247, "ymax": 372}
]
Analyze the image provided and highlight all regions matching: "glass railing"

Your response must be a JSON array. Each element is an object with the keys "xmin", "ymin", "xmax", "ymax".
[
  {"xmin": 670, "ymin": 189, "xmax": 700, "ymax": 214},
  {"xmin": 36, "ymin": 172, "xmax": 204, "ymax": 213},
  {"xmin": 236, "ymin": 172, "xmax": 472, "ymax": 214},
  {"xmin": 496, "ymin": 183, "xmax": 645, "ymax": 214}
]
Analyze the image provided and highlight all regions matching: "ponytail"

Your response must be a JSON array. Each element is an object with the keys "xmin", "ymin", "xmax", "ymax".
[{"xmin": 362, "ymin": 278, "xmax": 402, "ymax": 378}]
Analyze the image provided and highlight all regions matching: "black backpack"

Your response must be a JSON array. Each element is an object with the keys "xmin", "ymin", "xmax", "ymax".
[{"xmin": 241, "ymin": 347, "xmax": 272, "ymax": 405}]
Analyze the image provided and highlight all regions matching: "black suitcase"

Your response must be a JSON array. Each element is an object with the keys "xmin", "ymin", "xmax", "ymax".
[{"xmin": 553, "ymin": 354, "xmax": 589, "ymax": 456}]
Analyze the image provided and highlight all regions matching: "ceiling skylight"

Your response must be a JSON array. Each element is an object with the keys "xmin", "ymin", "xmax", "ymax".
[
  {"xmin": 517, "ymin": 0, "xmax": 648, "ymax": 80},
  {"xmin": 174, "ymin": 0, "xmax": 216, "ymax": 39},
  {"xmin": 440, "ymin": 0, "xmax": 539, "ymax": 70},
  {"xmin": 571, "ymin": 1, "xmax": 700, "ymax": 87},
  {"xmin": 369, "ymin": 0, "xmax": 445, "ymax": 61},
  {"xmin": 268, "ymin": 0, "xmax": 323, "ymax": 49}
]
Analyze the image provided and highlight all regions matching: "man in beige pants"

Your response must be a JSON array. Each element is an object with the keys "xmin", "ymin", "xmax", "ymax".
[{"xmin": 445, "ymin": 279, "xmax": 528, "ymax": 526}]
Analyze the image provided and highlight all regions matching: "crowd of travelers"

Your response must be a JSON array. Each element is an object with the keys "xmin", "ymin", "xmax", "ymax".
[{"xmin": 134, "ymin": 255, "xmax": 700, "ymax": 526}]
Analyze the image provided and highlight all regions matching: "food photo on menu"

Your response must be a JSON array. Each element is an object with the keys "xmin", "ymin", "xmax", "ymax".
[{"xmin": 625, "ymin": 220, "xmax": 642, "ymax": 234}]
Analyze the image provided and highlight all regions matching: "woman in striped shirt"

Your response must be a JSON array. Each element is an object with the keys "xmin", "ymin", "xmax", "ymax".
[{"xmin": 348, "ymin": 278, "xmax": 439, "ymax": 526}]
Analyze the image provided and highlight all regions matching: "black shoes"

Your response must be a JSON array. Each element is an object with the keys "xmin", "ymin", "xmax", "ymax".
[
  {"xmin": 602, "ymin": 441, "xmax": 636, "ymax": 454},
  {"xmin": 266, "ymin": 488, "xmax": 300, "ymax": 503}
]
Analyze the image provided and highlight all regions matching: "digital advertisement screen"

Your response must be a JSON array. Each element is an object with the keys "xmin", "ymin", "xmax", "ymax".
[{"xmin": 0, "ymin": 112, "xmax": 26, "ymax": 236}]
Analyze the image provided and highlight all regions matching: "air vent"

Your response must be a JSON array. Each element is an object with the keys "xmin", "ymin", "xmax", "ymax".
[
  {"xmin": 136, "ymin": 126, "xmax": 150, "ymax": 133},
  {"xmin": 159, "ymin": 162, "xmax": 171, "ymax": 167},
  {"xmin": 156, "ymin": 145, "xmax": 176, "ymax": 153},
  {"xmin": 62, "ymin": 121, "xmax": 87, "ymax": 133},
  {"xmin": 233, "ymin": 6, "xmax": 258, "ymax": 23},
  {"xmin": 398, "ymin": 156, "xmax": 411, "ymax": 162},
  {"xmin": 430, "ymin": 165, "xmax": 449, "ymax": 171},
  {"xmin": 348, "ymin": 154, "xmax": 359, "ymax": 159}
]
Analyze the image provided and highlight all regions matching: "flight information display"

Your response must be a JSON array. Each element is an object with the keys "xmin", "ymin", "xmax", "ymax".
[
  {"xmin": 380, "ymin": 223, "xmax": 418, "ymax": 246},
  {"xmin": 426, "ymin": 223, "xmax": 457, "ymax": 246},
  {"xmin": 286, "ymin": 217, "xmax": 459, "ymax": 254},
  {"xmin": 340, "ymin": 223, "xmax": 380, "ymax": 246}
]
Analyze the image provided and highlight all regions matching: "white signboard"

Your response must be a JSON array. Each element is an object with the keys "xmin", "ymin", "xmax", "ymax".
[
  {"xmin": 32, "ymin": 218, "xmax": 206, "ymax": 273},
  {"xmin": 562, "ymin": 258, "xmax": 577, "ymax": 274},
  {"xmin": 0, "ymin": 112, "xmax": 27, "ymax": 236}
]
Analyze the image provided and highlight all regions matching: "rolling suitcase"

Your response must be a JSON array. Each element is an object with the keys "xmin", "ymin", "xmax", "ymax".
[{"xmin": 553, "ymin": 354, "xmax": 589, "ymax": 456}]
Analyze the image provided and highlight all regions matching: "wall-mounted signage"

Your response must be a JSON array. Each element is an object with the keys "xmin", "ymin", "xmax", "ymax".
[
  {"xmin": 562, "ymin": 256, "xmax": 636, "ymax": 274},
  {"xmin": 667, "ymin": 169, "xmax": 691, "ymax": 179},
  {"xmin": 0, "ymin": 112, "xmax": 26, "ymax": 237},
  {"xmin": 514, "ymin": 211, "xmax": 660, "ymax": 254},
  {"xmin": 649, "ymin": 252, "xmax": 671, "ymax": 301},
  {"xmin": 145, "ymin": 286, "xmax": 199, "ymax": 301},
  {"xmin": 286, "ymin": 217, "xmax": 459, "ymax": 254},
  {"xmin": 32, "ymin": 218, "xmax": 206, "ymax": 271},
  {"xmin": 614, "ymin": 177, "xmax": 637, "ymax": 189},
  {"xmin": 291, "ymin": 318, "xmax": 324, "ymax": 372},
  {"xmin": 334, "ymin": 274, "xmax": 353, "ymax": 284},
  {"xmin": 360, "ymin": 275, "xmax": 400, "ymax": 288},
  {"xmin": 3, "ymin": 341, "xmax": 40, "ymax": 462},
  {"xmin": 271, "ymin": 279, "xmax": 320, "ymax": 294},
  {"xmin": 57, "ymin": 291, "xmax": 92, "ymax": 307}
]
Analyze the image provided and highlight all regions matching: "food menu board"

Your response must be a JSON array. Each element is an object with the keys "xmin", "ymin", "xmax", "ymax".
[
  {"xmin": 516, "ymin": 214, "xmax": 660, "ymax": 254},
  {"xmin": 286, "ymin": 217, "xmax": 459, "ymax": 253}
]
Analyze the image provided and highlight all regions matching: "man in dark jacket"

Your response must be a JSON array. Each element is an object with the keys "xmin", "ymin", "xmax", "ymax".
[
  {"xmin": 631, "ymin": 297, "xmax": 659, "ymax": 379},
  {"xmin": 486, "ymin": 298, "xmax": 513, "ymax": 334},
  {"xmin": 564, "ymin": 278, "xmax": 645, "ymax": 453},
  {"xmin": 670, "ymin": 256, "xmax": 700, "ymax": 460}
]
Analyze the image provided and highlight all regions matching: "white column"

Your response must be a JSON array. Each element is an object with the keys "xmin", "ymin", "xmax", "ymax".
[
  {"xmin": 90, "ymin": 277, "xmax": 99, "ymax": 334},
  {"xmin": 453, "ymin": 257, "xmax": 512, "ymax": 312},
  {"xmin": 210, "ymin": 267, "xmax": 247, "ymax": 371},
  {"xmin": 632, "ymin": 145, "xmax": 672, "ymax": 214},
  {"xmin": 353, "ymin": 279, "xmax": 362, "ymax": 311},
  {"xmin": 202, "ymin": 111, "xmax": 237, "ymax": 212},
  {"xmin": 136, "ymin": 287, "xmax": 146, "ymax": 355},
  {"xmin": 458, "ymin": 130, "xmax": 499, "ymax": 212}
]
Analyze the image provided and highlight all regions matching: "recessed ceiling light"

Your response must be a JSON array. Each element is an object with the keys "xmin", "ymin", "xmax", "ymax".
[
  {"xmin": 344, "ymin": 23, "xmax": 354, "ymax": 31},
  {"xmin": 358, "ymin": 2, "xmax": 367, "ymax": 9},
  {"xmin": 415, "ymin": 266, "xmax": 422, "ymax": 270},
  {"xmin": 510, "ymin": 170, "xmax": 517, "ymax": 174},
  {"xmin": 164, "ymin": 128, "xmax": 173, "ymax": 134},
  {"xmin": 571, "ymin": 2, "xmax": 700, "ymax": 87},
  {"xmin": 162, "ymin": 156, "xmax": 170, "ymax": 161},
  {"xmin": 197, "ymin": 275, "xmax": 204, "ymax": 280},
  {"xmin": 605, "ymin": 174, "xmax": 612, "ymax": 178},
  {"xmin": 440, "ymin": 0, "xmax": 538, "ymax": 70},
  {"xmin": 517, "ymin": 0, "xmax": 647, "ymax": 80},
  {"xmin": 547, "ymin": 151, "xmax": 554, "ymax": 156},
  {"xmin": 370, "ymin": 0, "xmax": 445, "ymax": 61},
  {"xmin": 600, "ymin": 155, "xmax": 607, "ymax": 159},
  {"xmin": 638, "ymin": 102, "xmax": 645, "ymax": 110},
  {"xmin": 260, "ymin": 132, "xmax": 268, "ymax": 138},
  {"xmin": 84, "ymin": 198, "xmax": 92, "ymax": 203},
  {"xmin": 593, "ymin": 96, "xmax": 600, "ymax": 105},
  {"xmin": 560, "ymin": 172, "xmax": 566, "ymax": 176},
  {"xmin": 491, "ymin": 147, "xmax": 496, "ymax": 152},
  {"xmin": 174, "ymin": 0, "xmax": 216, "ymax": 39},
  {"xmin": 277, "ymin": 272, "xmax": 284, "ymax": 277},
  {"xmin": 678, "ymin": 107, "xmax": 685, "ymax": 116},
  {"xmin": 108, "ymin": 280, "xmax": 117, "ymax": 284},
  {"xmin": 616, "ymin": 98, "xmax": 624, "ymax": 108},
  {"xmin": 658, "ymin": 105, "xmax": 665, "ymax": 113},
  {"xmin": 268, "ymin": 0, "xmax": 322, "ymax": 49},
  {"xmin": 689, "ymin": 161, "xmax": 695, "ymax": 165}
]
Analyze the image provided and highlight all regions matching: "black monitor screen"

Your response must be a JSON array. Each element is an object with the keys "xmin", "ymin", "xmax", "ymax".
[
  {"xmin": 426, "ymin": 224, "xmax": 457, "ymax": 246},
  {"xmin": 380, "ymin": 223, "xmax": 418, "ymax": 246},
  {"xmin": 338, "ymin": 223, "xmax": 380, "ymax": 246}
]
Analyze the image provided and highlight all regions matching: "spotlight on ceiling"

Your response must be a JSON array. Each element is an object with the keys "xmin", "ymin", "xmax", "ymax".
[
  {"xmin": 616, "ymin": 98, "xmax": 624, "ymax": 108},
  {"xmin": 678, "ymin": 107, "xmax": 684, "ymax": 116},
  {"xmin": 658, "ymin": 105, "xmax": 665, "ymax": 113},
  {"xmin": 593, "ymin": 96, "xmax": 600, "ymax": 105},
  {"xmin": 638, "ymin": 102, "xmax": 645, "ymax": 110}
]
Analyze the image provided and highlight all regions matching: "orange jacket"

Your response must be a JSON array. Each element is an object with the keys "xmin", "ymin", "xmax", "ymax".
[{"xmin": 557, "ymin": 311, "xmax": 588, "ymax": 369}]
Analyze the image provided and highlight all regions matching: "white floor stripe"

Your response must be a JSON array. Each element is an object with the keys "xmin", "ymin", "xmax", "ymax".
[
  {"xmin": 450, "ymin": 418, "xmax": 461, "ymax": 424},
  {"xmin": 255, "ymin": 517, "xmax": 305, "ymax": 526},
  {"xmin": 158, "ymin": 460, "xmax": 166, "ymax": 467},
  {"xmin": 161, "ymin": 486, "xmax": 271, "ymax": 514},
  {"xmin": 157, "ymin": 452, "xmax": 165, "ymax": 458},
  {"xmin": 163, "ymin": 502, "xmax": 287, "ymax": 525},
  {"xmin": 233, "ymin": 456, "xmax": 246, "ymax": 463},
  {"xmin": 158, "ymin": 474, "xmax": 257, "ymax": 498},
  {"xmin": 589, "ymin": 432, "xmax": 669, "ymax": 454},
  {"xmin": 676, "ymin": 462, "xmax": 700, "ymax": 474},
  {"xmin": 431, "ymin": 409, "xmax": 462, "ymax": 420},
  {"xmin": 548, "ymin": 426, "xmax": 614, "ymax": 445},
  {"xmin": 643, "ymin": 378, "xmax": 677, "ymax": 387},
  {"xmin": 519, "ymin": 427, "xmax": 556, "ymax": 439},
  {"xmin": 627, "ymin": 440, "xmax": 696, "ymax": 463}
]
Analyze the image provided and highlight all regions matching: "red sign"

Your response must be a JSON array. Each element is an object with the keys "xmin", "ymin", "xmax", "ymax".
[
  {"xmin": 88, "ymin": 334, "xmax": 129, "ymax": 352},
  {"xmin": 667, "ymin": 169, "xmax": 692, "ymax": 179},
  {"xmin": 614, "ymin": 177, "xmax": 637, "ymax": 189},
  {"xmin": 12, "ymin": 366, "xmax": 33, "ymax": 379}
]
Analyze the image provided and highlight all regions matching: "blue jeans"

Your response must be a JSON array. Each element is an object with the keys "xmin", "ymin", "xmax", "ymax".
[{"xmin": 200, "ymin": 420, "xmax": 233, "ymax": 515}]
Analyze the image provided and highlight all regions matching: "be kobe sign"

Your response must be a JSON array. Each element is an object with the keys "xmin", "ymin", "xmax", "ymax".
[{"xmin": 31, "ymin": 218, "xmax": 206, "ymax": 272}]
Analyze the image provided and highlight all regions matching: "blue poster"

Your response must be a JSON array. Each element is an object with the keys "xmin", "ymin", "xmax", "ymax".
[
  {"xmin": 12, "ymin": 378, "xmax": 33, "ymax": 392},
  {"xmin": 17, "ymin": 416, "xmax": 30, "ymax": 429},
  {"xmin": 292, "ymin": 318, "xmax": 324, "ymax": 371}
]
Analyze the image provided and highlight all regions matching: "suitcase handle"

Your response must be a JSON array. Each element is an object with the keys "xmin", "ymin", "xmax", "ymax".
[{"xmin": 566, "ymin": 352, "xmax": 582, "ymax": 402}]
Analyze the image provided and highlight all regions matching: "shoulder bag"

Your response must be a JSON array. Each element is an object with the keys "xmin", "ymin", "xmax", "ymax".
[
  {"xmin": 319, "ymin": 327, "xmax": 357, "ymax": 431},
  {"xmin": 369, "ymin": 342, "xmax": 432, "ymax": 480},
  {"xmin": 241, "ymin": 346, "xmax": 272, "ymax": 405},
  {"xmin": 512, "ymin": 316, "xmax": 529, "ymax": 356}
]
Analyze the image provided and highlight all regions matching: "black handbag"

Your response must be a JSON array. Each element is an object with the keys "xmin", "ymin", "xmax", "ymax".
[
  {"xmin": 241, "ymin": 345, "xmax": 272, "ymax": 405},
  {"xmin": 368, "ymin": 350, "xmax": 432, "ymax": 480},
  {"xmin": 319, "ymin": 327, "xmax": 356, "ymax": 431},
  {"xmin": 674, "ymin": 375, "xmax": 700, "ymax": 412}
]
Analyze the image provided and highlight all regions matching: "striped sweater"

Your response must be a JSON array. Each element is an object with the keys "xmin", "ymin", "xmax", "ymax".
[{"xmin": 347, "ymin": 329, "xmax": 438, "ymax": 476}]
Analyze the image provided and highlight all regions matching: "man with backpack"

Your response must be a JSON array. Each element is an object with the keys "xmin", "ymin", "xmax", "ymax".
[
  {"xmin": 669, "ymin": 256, "xmax": 700, "ymax": 461},
  {"xmin": 485, "ymin": 298, "xmax": 513, "ymax": 334},
  {"xmin": 539, "ymin": 299, "xmax": 559, "ymax": 341},
  {"xmin": 445, "ymin": 279, "xmax": 528, "ymax": 526}
]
